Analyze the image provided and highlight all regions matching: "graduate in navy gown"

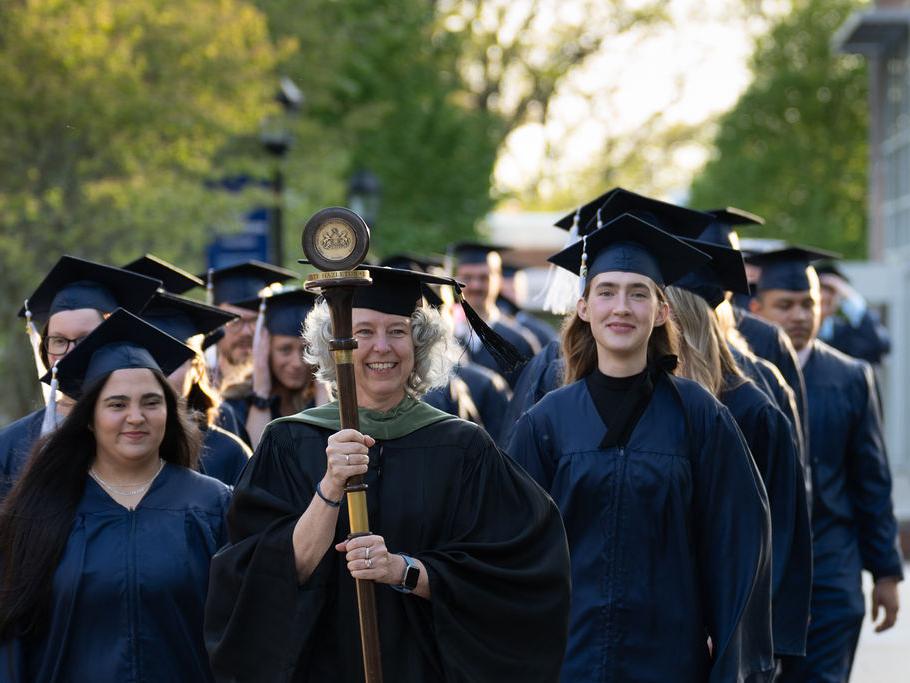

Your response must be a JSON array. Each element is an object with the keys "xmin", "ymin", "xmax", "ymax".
[
  {"xmin": 508, "ymin": 213, "xmax": 774, "ymax": 683},
  {"xmin": 139, "ymin": 291, "xmax": 251, "ymax": 485},
  {"xmin": 202, "ymin": 260, "xmax": 299, "ymax": 391},
  {"xmin": 748, "ymin": 248, "xmax": 903, "ymax": 683},
  {"xmin": 697, "ymin": 210, "xmax": 811, "ymax": 454},
  {"xmin": 422, "ymin": 361, "xmax": 511, "ymax": 445},
  {"xmin": 0, "ymin": 256, "xmax": 161, "ymax": 498},
  {"xmin": 666, "ymin": 237, "xmax": 812, "ymax": 666},
  {"xmin": 0, "ymin": 310, "xmax": 231, "ymax": 682},
  {"xmin": 205, "ymin": 265, "xmax": 569, "ymax": 682},
  {"xmin": 221, "ymin": 288, "xmax": 320, "ymax": 449},
  {"xmin": 817, "ymin": 263, "xmax": 891, "ymax": 367},
  {"xmin": 449, "ymin": 243, "xmax": 537, "ymax": 386}
]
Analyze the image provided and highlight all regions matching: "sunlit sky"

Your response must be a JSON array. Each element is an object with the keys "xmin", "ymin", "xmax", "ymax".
[{"xmin": 494, "ymin": 0, "xmax": 789, "ymax": 204}]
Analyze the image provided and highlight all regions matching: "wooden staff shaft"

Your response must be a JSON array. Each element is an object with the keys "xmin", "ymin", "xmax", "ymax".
[{"xmin": 324, "ymin": 287, "xmax": 384, "ymax": 683}]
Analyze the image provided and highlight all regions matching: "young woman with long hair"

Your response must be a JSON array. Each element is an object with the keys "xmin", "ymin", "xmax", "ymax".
[
  {"xmin": 666, "ymin": 239, "xmax": 813, "ymax": 668},
  {"xmin": 507, "ymin": 214, "xmax": 774, "ymax": 682},
  {"xmin": 0, "ymin": 311, "xmax": 230, "ymax": 682},
  {"xmin": 222, "ymin": 288, "xmax": 322, "ymax": 449}
]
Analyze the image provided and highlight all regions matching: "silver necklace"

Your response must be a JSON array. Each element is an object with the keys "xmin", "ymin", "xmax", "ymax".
[{"xmin": 89, "ymin": 458, "xmax": 165, "ymax": 497}]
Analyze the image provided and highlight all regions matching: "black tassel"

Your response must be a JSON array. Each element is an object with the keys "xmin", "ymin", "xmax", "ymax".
[{"xmin": 455, "ymin": 287, "xmax": 528, "ymax": 375}]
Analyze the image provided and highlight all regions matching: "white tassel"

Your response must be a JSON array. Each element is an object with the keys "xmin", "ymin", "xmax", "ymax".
[
  {"xmin": 578, "ymin": 234, "xmax": 589, "ymax": 299},
  {"xmin": 206, "ymin": 268, "xmax": 214, "ymax": 305},
  {"xmin": 543, "ymin": 208, "xmax": 584, "ymax": 314},
  {"xmin": 24, "ymin": 299, "xmax": 53, "ymax": 404},
  {"xmin": 252, "ymin": 295, "xmax": 267, "ymax": 350},
  {"xmin": 40, "ymin": 361, "xmax": 59, "ymax": 436}
]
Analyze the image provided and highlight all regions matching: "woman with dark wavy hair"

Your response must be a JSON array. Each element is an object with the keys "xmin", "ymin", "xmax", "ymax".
[
  {"xmin": 0, "ymin": 310, "xmax": 231, "ymax": 683},
  {"xmin": 508, "ymin": 214, "xmax": 774, "ymax": 683}
]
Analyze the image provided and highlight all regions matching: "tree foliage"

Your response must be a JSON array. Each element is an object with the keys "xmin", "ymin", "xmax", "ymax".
[
  {"xmin": 689, "ymin": 0, "xmax": 869, "ymax": 257},
  {"xmin": 0, "ymin": 0, "xmax": 281, "ymax": 416}
]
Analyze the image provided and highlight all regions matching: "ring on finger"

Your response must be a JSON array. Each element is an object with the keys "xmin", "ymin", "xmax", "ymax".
[
  {"xmin": 345, "ymin": 455, "xmax": 350, "ymax": 465},
  {"xmin": 366, "ymin": 558, "xmax": 372, "ymax": 569}
]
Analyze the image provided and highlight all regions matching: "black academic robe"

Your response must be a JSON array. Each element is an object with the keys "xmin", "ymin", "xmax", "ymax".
[
  {"xmin": 720, "ymin": 377, "xmax": 812, "ymax": 658},
  {"xmin": 0, "ymin": 408, "xmax": 45, "ymax": 499},
  {"xmin": 734, "ymin": 308, "xmax": 808, "ymax": 448},
  {"xmin": 204, "ymin": 416, "xmax": 571, "ymax": 682},
  {"xmin": 458, "ymin": 319, "xmax": 537, "ymax": 388},
  {"xmin": 199, "ymin": 425, "xmax": 251, "ymax": 486},
  {"xmin": 779, "ymin": 340, "xmax": 903, "ymax": 682},
  {"xmin": 423, "ymin": 363, "xmax": 511, "ymax": 445},
  {"xmin": 1, "ymin": 465, "xmax": 231, "ymax": 682},
  {"xmin": 507, "ymin": 375, "xmax": 774, "ymax": 683}
]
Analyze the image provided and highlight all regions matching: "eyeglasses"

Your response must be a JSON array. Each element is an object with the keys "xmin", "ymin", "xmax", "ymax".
[
  {"xmin": 42, "ymin": 334, "xmax": 88, "ymax": 355},
  {"xmin": 225, "ymin": 317, "xmax": 257, "ymax": 332}
]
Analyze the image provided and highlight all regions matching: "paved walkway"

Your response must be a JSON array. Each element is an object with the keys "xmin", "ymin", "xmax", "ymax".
[{"xmin": 850, "ymin": 566, "xmax": 909, "ymax": 682}]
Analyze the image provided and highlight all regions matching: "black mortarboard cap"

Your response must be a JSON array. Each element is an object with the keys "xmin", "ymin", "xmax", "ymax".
[
  {"xmin": 140, "ymin": 292, "xmax": 237, "ymax": 342},
  {"xmin": 379, "ymin": 253, "xmax": 445, "ymax": 272},
  {"xmin": 449, "ymin": 242, "xmax": 509, "ymax": 266},
  {"xmin": 123, "ymin": 254, "xmax": 204, "ymax": 294},
  {"xmin": 548, "ymin": 213, "xmax": 711, "ymax": 287},
  {"xmin": 579, "ymin": 188, "xmax": 715, "ymax": 238},
  {"xmin": 42, "ymin": 309, "xmax": 195, "ymax": 399},
  {"xmin": 814, "ymin": 261, "xmax": 849, "ymax": 282},
  {"xmin": 699, "ymin": 207, "xmax": 764, "ymax": 249},
  {"xmin": 19, "ymin": 256, "xmax": 162, "ymax": 324},
  {"xmin": 234, "ymin": 288, "xmax": 317, "ymax": 337},
  {"xmin": 203, "ymin": 260, "xmax": 299, "ymax": 305},
  {"xmin": 553, "ymin": 189, "xmax": 617, "ymax": 232},
  {"xmin": 673, "ymin": 239, "xmax": 750, "ymax": 308},
  {"xmin": 342, "ymin": 265, "xmax": 527, "ymax": 373},
  {"xmin": 748, "ymin": 246, "xmax": 840, "ymax": 292},
  {"xmin": 378, "ymin": 254, "xmax": 446, "ymax": 307}
]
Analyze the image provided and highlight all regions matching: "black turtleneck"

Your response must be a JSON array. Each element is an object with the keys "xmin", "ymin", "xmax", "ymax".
[{"xmin": 585, "ymin": 367, "xmax": 652, "ymax": 449}]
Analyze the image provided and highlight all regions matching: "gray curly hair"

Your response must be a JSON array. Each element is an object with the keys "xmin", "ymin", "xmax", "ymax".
[{"xmin": 303, "ymin": 301, "xmax": 455, "ymax": 399}]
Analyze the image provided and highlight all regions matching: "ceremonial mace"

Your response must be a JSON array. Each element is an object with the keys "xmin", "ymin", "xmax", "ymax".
[{"xmin": 301, "ymin": 207, "xmax": 383, "ymax": 683}]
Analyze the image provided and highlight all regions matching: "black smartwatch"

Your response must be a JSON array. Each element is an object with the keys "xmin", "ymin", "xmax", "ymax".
[
  {"xmin": 391, "ymin": 554, "xmax": 420, "ymax": 594},
  {"xmin": 249, "ymin": 392, "xmax": 273, "ymax": 410}
]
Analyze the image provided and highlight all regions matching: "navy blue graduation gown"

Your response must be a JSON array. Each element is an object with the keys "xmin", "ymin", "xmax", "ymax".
[
  {"xmin": 215, "ymin": 401, "xmax": 245, "ymax": 440},
  {"xmin": 0, "ymin": 408, "xmax": 45, "ymax": 499},
  {"xmin": 720, "ymin": 377, "xmax": 812, "ymax": 657},
  {"xmin": 423, "ymin": 363, "xmax": 511, "ymax": 445},
  {"xmin": 458, "ymin": 319, "xmax": 537, "ymax": 387},
  {"xmin": 507, "ymin": 375, "xmax": 774, "ymax": 682},
  {"xmin": 802, "ymin": 340, "xmax": 902, "ymax": 580},
  {"xmin": 502, "ymin": 340, "xmax": 563, "ymax": 445},
  {"xmin": 730, "ymin": 347, "xmax": 809, "ymax": 495},
  {"xmin": 823, "ymin": 311, "xmax": 891, "ymax": 366},
  {"xmin": 735, "ymin": 308, "xmax": 808, "ymax": 447},
  {"xmin": 199, "ymin": 424, "xmax": 251, "ymax": 486},
  {"xmin": 779, "ymin": 340, "xmax": 903, "ymax": 681},
  {"xmin": 497, "ymin": 297, "xmax": 559, "ymax": 349},
  {"xmin": 1, "ymin": 465, "xmax": 231, "ymax": 682}
]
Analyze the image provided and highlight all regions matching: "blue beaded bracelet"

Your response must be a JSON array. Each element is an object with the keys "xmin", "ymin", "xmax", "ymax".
[{"xmin": 315, "ymin": 482, "xmax": 342, "ymax": 508}]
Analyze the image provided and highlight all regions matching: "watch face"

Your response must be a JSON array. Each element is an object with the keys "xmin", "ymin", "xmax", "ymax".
[{"xmin": 403, "ymin": 563, "xmax": 420, "ymax": 590}]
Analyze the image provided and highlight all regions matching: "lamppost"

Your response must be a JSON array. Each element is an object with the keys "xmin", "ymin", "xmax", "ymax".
[
  {"xmin": 347, "ymin": 168, "xmax": 382, "ymax": 229},
  {"xmin": 260, "ymin": 77, "xmax": 304, "ymax": 265}
]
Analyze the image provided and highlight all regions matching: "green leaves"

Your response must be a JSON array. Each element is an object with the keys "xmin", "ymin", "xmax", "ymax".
[{"xmin": 689, "ymin": 0, "xmax": 868, "ymax": 258}]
